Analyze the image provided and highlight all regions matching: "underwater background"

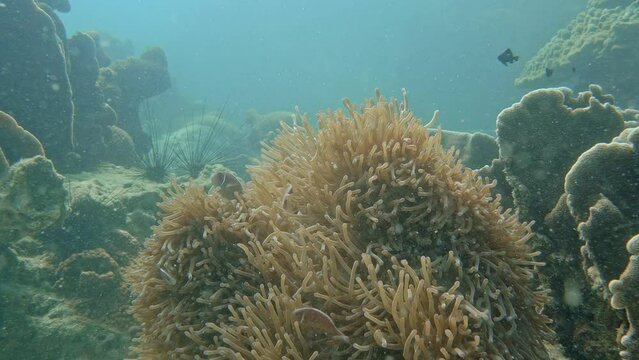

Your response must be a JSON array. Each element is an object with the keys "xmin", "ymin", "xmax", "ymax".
[
  {"xmin": 60, "ymin": 0, "xmax": 585, "ymax": 132},
  {"xmin": 1, "ymin": 0, "xmax": 639, "ymax": 359}
]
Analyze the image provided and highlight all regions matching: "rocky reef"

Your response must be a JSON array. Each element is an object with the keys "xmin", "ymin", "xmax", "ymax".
[
  {"xmin": 482, "ymin": 85, "xmax": 639, "ymax": 360},
  {"xmin": 0, "ymin": 111, "xmax": 45, "ymax": 175},
  {"xmin": 1, "ymin": 2, "xmax": 639, "ymax": 358},
  {"xmin": 99, "ymin": 47, "xmax": 171, "ymax": 154},
  {"xmin": 495, "ymin": 84, "xmax": 624, "ymax": 225},
  {"xmin": 0, "ymin": 0, "xmax": 74, "ymax": 163},
  {"xmin": 2, "ymin": 76, "xmax": 639, "ymax": 358},
  {"xmin": 0, "ymin": 153, "xmax": 230, "ymax": 359},
  {"xmin": 0, "ymin": 0, "xmax": 171, "ymax": 170},
  {"xmin": 516, "ymin": 0, "xmax": 639, "ymax": 108}
]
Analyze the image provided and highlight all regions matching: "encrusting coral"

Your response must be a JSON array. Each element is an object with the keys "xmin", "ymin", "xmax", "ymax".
[
  {"xmin": 99, "ymin": 47, "xmax": 171, "ymax": 153},
  {"xmin": 0, "ymin": 155, "xmax": 66, "ymax": 244},
  {"xmin": 515, "ymin": 0, "xmax": 639, "ymax": 107},
  {"xmin": 0, "ymin": 111, "xmax": 45, "ymax": 174},
  {"xmin": 560, "ymin": 125, "xmax": 639, "ymax": 358},
  {"xmin": 496, "ymin": 84, "xmax": 624, "ymax": 225},
  {"xmin": 435, "ymin": 130, "xmax": 498, "ymax": 170},
  {"xmin": 565, "ymin": 125, "xmax": 639, "ymax": 286},
  {"xmin": 493, "ymin": 85, "xmax": 636, "ymax": 360},
  {"xmin": 610, "ymin": 234, "xmax": 639, "ymax": 359},
  {"xmin": 129, "ymin": 91, "xmax": 552, "ymax": 359},
  {"xmin": 0, "ymin": 0, "xmax": 74, "ymax": 163}
]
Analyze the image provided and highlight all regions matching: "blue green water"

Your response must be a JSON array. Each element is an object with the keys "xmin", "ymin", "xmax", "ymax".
[{"xmin": 61, "ymin": 0, "xmax": 585, "ymax": 132}]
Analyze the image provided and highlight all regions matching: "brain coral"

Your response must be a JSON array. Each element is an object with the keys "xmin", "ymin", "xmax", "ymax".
[
  {"xmin": 610, "ymin": 234, "xmax": 639, "ymax": 359},
  {"xmin": 129, "ymin": 91, "xmax": 551, "ymax": 359}
]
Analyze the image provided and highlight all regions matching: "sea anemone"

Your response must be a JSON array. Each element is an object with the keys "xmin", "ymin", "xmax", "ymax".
[
  {"xmin": 238, "ymin": 90, "xmax": 551, "ymax": 358},
  {"xmin": 129, "ymin": 90, "xmax": 551, "ymax": 359}
]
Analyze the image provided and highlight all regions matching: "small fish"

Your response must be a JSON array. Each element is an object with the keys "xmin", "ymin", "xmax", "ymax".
[
  {"xmin": 292, "ymin": 307, "xmax": 349, "ymax": 343},
  {"xmin": 211, "ymin": 171, "xmax": 243, "ymax": 199},
  {"xmin": 572, "ymin": 67, "xmax": 576, "ymax": 73},
  {"xmin": 545, "ymin": 67, "xmax": 554, "ymax": 77},
  {"xmin": 497, "ymin": 48, "xmax": 519, "ymax": 66}
]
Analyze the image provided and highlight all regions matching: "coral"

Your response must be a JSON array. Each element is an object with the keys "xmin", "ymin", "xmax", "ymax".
[
  {"xmin": 103, "ymin": 125, "xmax": 138, "ymax": 166},
  {"xmin": 68, "ymin": 32, "xmax": 127, "ymax": 167},
  {"xmin": 0, "ymin": 160, "xmax": 194, "ymax": 359},
  {"xmin": 0, "ymin": 159, "xmax": 196, "ymax": 359},
  {"xmin": 565, "ymin": 125, "xmax": 639, "ymax": 246},
  {"xmin": 0, "ymin": 282, "xmax": 132, "ymax": 359},
  {"xmin": 86, "ymin": 31, "xmax": 135, "ymax": 65},
  {"xmin": 540, "ymin": 125, "xmax": 639, "ymax": 358},
  {"xmin": 515, "ymin": 0, "xmax": 639, "ymax": 107},
  {"xmin": 578, "ymin": 197, "xmax": 636, "ymax": 285},
  {"xmin": 37, "ymin": 0, "xmax": 70, "ymax": 13},
  {"xmin": 36, "ymin": 0, "xmax": 67, "ymax": 50},
  {"xmin": 43, "ymin": 163, "xmax": 175, "ymax": 260},
  {"xmin": 99, "ymin": 47, "xmax": 171, "ymax": 152},
  {"xmin": 545, "ymin": 196, "xmax": 626, "ymax": 359},
  {"xmin": 129, "ymin": 91, "xmax": 552, "ymax": 359},
  {"xmin": 0, "ymin": 149, "xmax": 8, "ymax": 176},
  {"xmin": 245, "ymin": 108, "xmax": 296, "ymax": 145},
  {"xmin": 0, "ymin": 156, "xmax": 66, "ymax": 244},
  {"xmin": 0, "ymin": 0, "xmax": 74, "ymax": 162},
  {"xmin": 0, "ymin": 111, "xmax": 45, "ymax": 174},
  {"xmin": 496, "ymin": 85, "xmax": 624, "ymax": 225},
  {"xmin": 50, "ymin": 190, "xmax": 127, "ymax": 254},
  {"xmin": 476, "ymin": 158, "xmax": 514, "ymax": 210},
  {"xmin": 55, "ymin": 248, "xmax": 124, "ymax": 312},
  {"xmin": 499, "ymin": 87, "xmax": 639, "ymax": 360},
  {"xmin": 67, "ymin": 32, "xmax": 107, "ymax": 102},
  {"xmin": 436, "ymin": 129, "xmax": 499, "ymax": 169},
  {"xmin": 610, "ymin": 234, "xmax": 639, "ymax": 359}
]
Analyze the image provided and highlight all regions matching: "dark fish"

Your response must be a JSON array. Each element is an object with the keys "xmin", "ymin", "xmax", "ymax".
[
  {"xmin": 497, "ymin": 48, "xmax": 519, "ymax": 66},
  {"xmin": 572, "ymin": 67, "xmax": 576, "ymax": 73},
  {"xmin": 292, "ymin": 307, "xmax": 349, "ymax": 343},
  {"xmin": 545, "ymin": 67, "xmax": 554, "ymax": 77},
  {"xmin": 211, "ymin": 171, "xmax": 243, "ymax": 199}
]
